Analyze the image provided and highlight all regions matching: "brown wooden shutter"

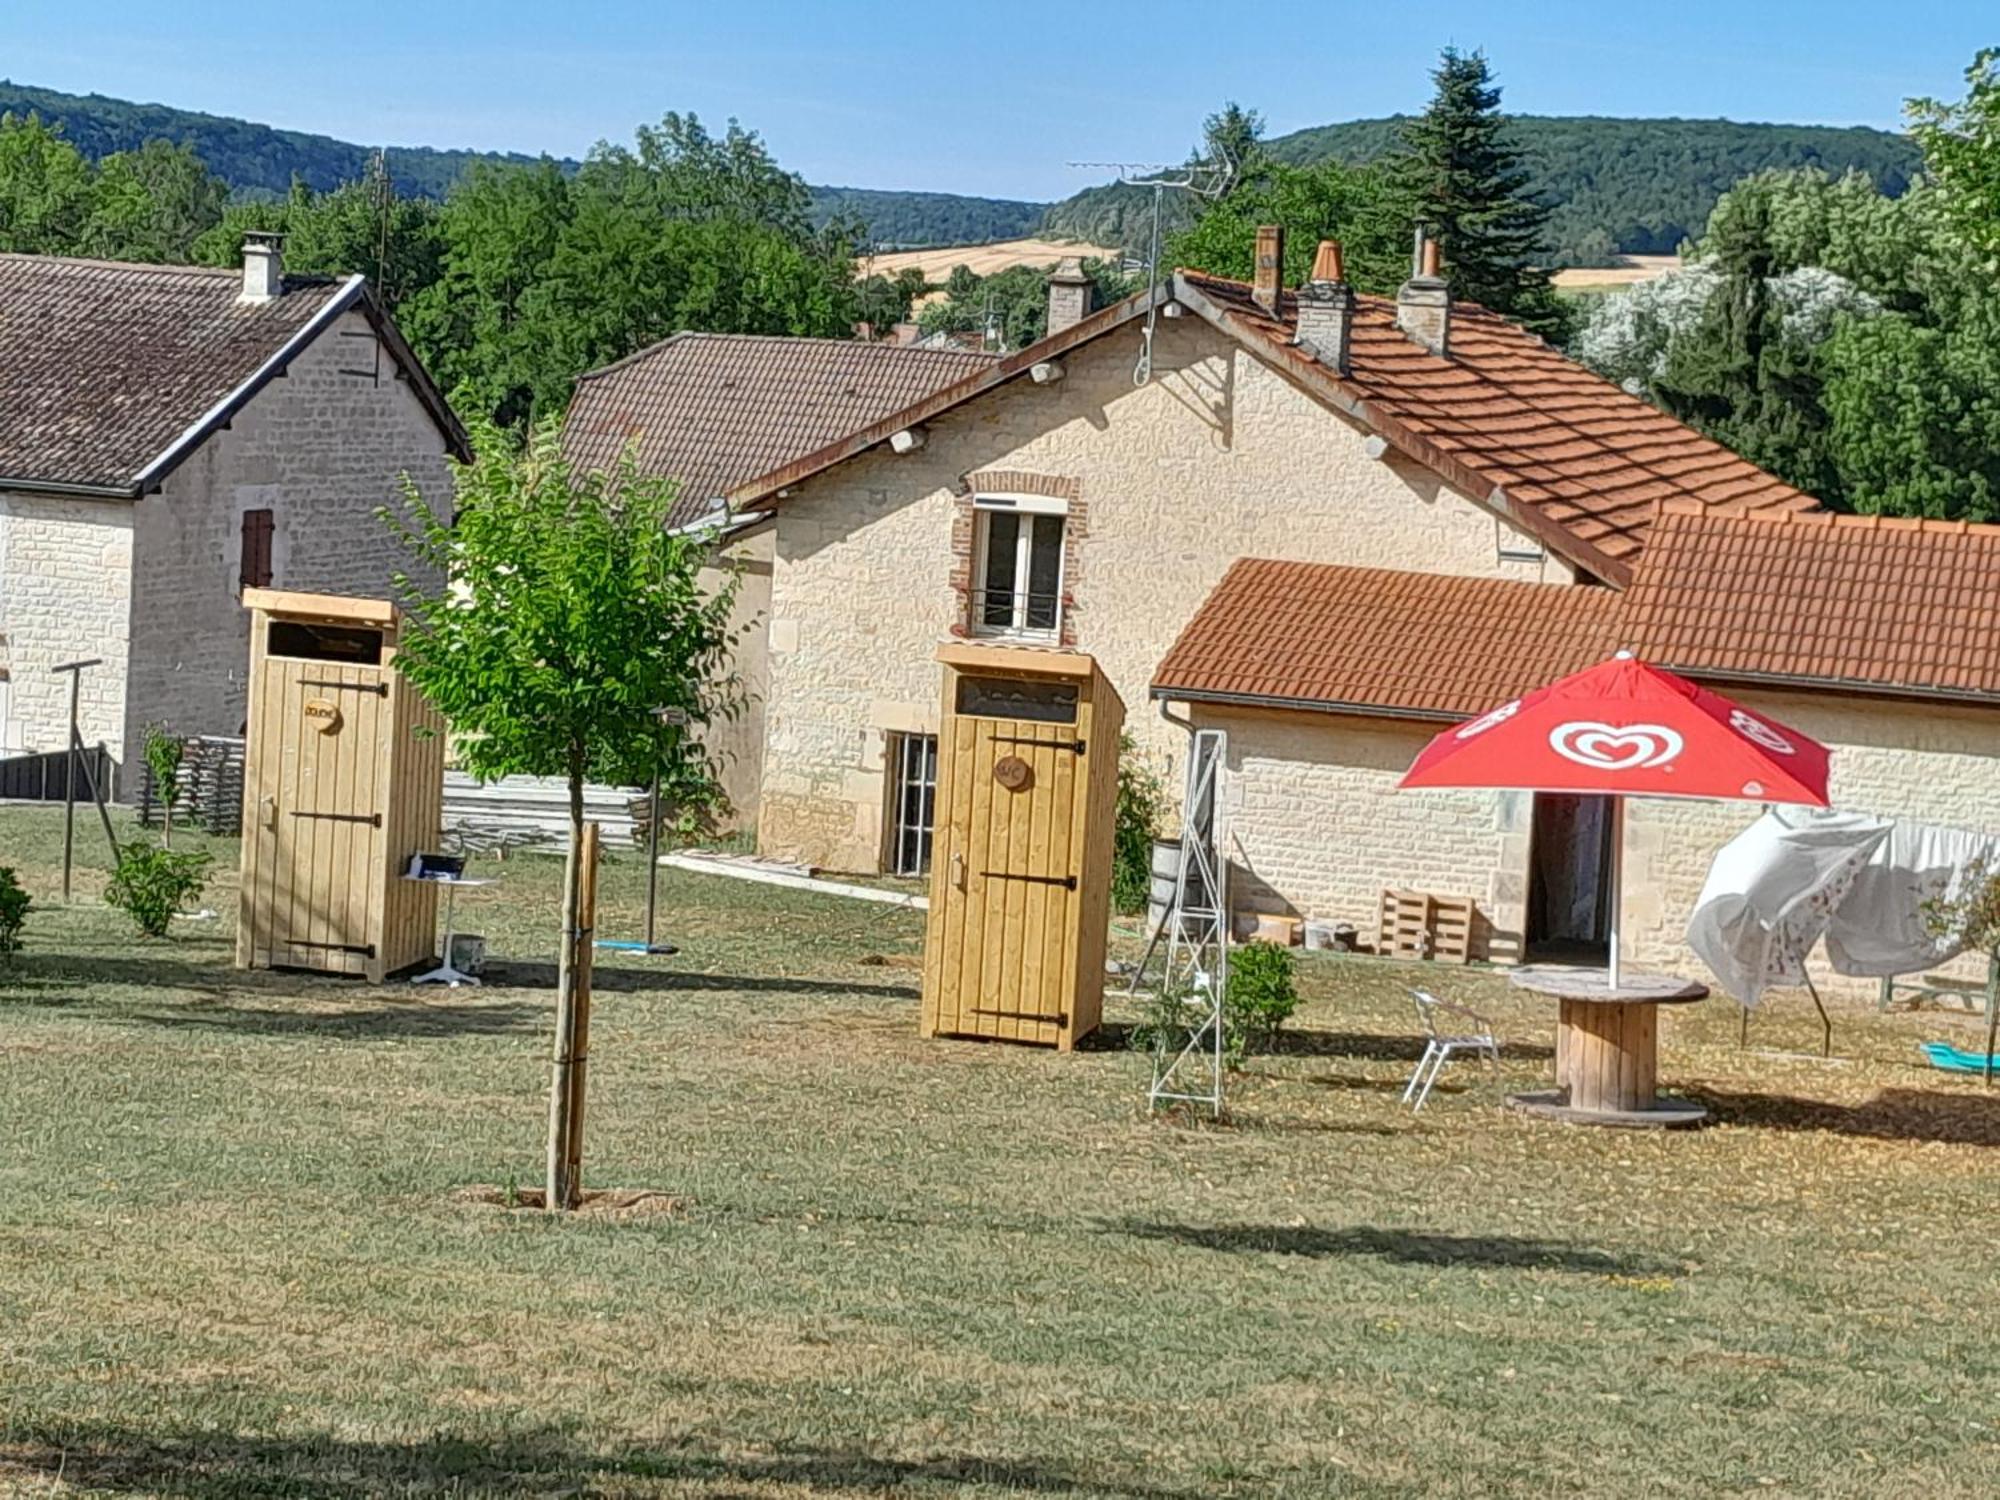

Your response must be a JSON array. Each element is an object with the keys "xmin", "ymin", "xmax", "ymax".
[{"xmin": 240, "ymin": 509, "xmax": 274, "ymax": 589}]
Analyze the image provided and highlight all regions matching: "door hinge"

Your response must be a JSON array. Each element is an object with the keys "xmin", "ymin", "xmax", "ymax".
[
  {"xmin": 981, "ymin": 870, "xmax": 1077, "ymax": 890},
  {"xmin": 300, "ymin": 679, "xmax": 389, "ymax": 697},
  {"xmin": 990, "ymin": 734, "xmax": 1085, "ymax": 755},
  {"xmin": 290, "ymin": 810, "xmax": 383, "ymax": 827}
]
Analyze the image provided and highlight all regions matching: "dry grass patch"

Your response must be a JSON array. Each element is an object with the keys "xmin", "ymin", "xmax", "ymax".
[{"xmin": 2, "ymin": 806, "xmax": 1999, "ymax": 1495}]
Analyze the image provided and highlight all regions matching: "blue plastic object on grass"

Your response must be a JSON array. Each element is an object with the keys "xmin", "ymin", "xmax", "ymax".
[{"xmin": 1920, "ymin": 1041, "xmax": 1997, "ymax": 1074}]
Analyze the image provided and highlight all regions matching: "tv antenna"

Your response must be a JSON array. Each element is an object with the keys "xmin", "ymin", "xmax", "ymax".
[{"xmin": 1067, "ymin": 152, "xmax": 1235, "ymax": 384}]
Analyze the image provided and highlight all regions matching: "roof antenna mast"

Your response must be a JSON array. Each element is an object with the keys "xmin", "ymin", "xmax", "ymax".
[{"xmin": 1065, "ymin": 150, "xmax": 1234, "ymax": 385}]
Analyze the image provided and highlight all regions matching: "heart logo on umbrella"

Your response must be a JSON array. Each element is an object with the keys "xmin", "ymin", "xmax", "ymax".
[
  {"xmin": 1729, "ymin": 709, "xmax": 1796, "ymax": 756},
  {"xmin": 1548, "ymin": 721, "xmax": 1684, "ymax": 771}
]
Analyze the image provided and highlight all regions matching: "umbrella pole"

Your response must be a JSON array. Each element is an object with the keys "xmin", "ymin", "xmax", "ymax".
[{"xmin": 1608, "ymin": 798, "xmax": 1626, "ymax": 989}]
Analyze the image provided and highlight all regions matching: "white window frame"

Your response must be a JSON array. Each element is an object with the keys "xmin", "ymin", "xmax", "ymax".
[
  {"xmin": 970, "ymin": 493, "xmax": 1067, "ymax": 641},
  {"xmin": 887, "ymin": 731, "xmax": 938, "ymax": 877}
]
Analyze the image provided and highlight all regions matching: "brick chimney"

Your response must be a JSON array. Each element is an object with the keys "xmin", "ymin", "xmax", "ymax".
[
  {"xmin": 240, "ymin": 232, "xmax": 285, "ymax": 301},
  {"xmin": 1292, "ymin": 239, "xmax": 1354, "ymax": 374},
  {"xmin": 1251, "ymin": 223, "xmax": 1285, "ymax": 315},
  {"xmin": 1046, "ymin": 257, "xmax": 1094, "ymax": 336},
  {"xmin": 1395, "ymin": 226, "xmax": 1450, "ymax": 356}
]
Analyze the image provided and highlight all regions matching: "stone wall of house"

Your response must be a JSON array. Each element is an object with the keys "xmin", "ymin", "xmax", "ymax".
[
  {"xmin": 758, "ymin": 314, "xmax": 1576, "ymax": 872},
  {"xmin": 699, "ymin": 526, "xmax": 771, "ymax": 832},
  {"xmin": 0, "ymin": 491, "xmax": 135, "ymax": 761},
  {"xmin": 1193, "ymin": 702, "xmax": 1531, "ymax": 961},
  {"xmin": 122, "ymin": 307, "xmax": 455, "ymax": 774}
]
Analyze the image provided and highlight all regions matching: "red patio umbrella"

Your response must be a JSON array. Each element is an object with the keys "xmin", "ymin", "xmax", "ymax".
[{"xmin": 1399, "ymin": 654, "xmax": 1831, "ymax": 985}]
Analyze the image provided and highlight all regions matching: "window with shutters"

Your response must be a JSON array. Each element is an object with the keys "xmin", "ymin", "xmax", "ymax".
[{"xmin": 240, "ymin": 508, "xmax": 274, "ymax": 590}]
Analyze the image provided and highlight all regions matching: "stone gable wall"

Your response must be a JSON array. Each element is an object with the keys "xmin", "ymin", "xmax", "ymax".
[{"xmin": 122, "ymin": 307, "xmax": 454, "ymax": 771}]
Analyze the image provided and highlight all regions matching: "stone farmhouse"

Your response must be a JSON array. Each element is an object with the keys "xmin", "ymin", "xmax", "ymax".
[
  {"xmin": 562, "ymin": 331, "xmax": 998, "ymax": 827},
  {"xmin": 0, "ymin": 236, "xmax": 467, "ymax": 789},
  {"xmin": 569, "ymin": 232, "xmax": 2000, "ymax": 996}
]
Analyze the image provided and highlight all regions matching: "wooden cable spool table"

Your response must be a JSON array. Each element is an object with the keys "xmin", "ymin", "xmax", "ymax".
[{"xmin": 1505, "ymin": 966, "xmax": 1710, "ymax": 1129}]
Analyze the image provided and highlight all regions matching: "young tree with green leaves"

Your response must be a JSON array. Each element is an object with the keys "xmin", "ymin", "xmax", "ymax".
[
  {"xmin": 383, "ymin": 419, "xmax": 745, "ymax": 1210},
  {"xmin": 1397, "ymin": 48, "xmax": 1568, "ymax": 340}
]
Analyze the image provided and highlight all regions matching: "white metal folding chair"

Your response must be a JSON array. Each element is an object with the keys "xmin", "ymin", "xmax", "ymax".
[{"xmin": 1402, "ymin": 989, "xmax": 1500, "ymax": 1110}]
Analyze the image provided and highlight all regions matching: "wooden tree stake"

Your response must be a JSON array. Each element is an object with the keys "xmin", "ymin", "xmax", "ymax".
[{"xmin": 547, "ymin": 820, "xmax": 599, "ymax": 1209}]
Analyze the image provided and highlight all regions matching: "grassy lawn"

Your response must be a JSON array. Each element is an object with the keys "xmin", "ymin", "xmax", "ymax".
[{"xmin": 1, "ymin": 804, "xmax": 1998, "ymax": 1497}]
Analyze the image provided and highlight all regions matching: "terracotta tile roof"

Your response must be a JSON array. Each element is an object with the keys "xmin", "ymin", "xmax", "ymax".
[
  {"xmin": 1152, "ymin": 558, "xmax": 1624, "ymax": 719},
  {"xmin": 1625, "ymin": 502, "xmax": 2000, "ymax": 702},
  {"xmin": 563, "ymin": 332, "xmax": 998, "ymax": 529},
  {"xmin": 1175, "ymin": 272, "xmax": 1819, "ymax": 577},
  {"xmin": 0, "ymin": 253, "xmax": 361, "ymax": 492}
]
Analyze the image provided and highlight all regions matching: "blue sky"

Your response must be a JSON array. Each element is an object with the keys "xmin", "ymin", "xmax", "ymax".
[{"xmin": 3, "ymin": 2, "xmax": 1989, "ymax": 200}]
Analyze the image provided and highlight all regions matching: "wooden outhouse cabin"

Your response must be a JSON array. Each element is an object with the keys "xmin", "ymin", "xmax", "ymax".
[
  {"xmin": 235, "ymin": 589, "xmax": 446, "ymax": 982},
  {"xmin": 920, "ymin": 644, "xmax": 1124, "ymax": 1049}
]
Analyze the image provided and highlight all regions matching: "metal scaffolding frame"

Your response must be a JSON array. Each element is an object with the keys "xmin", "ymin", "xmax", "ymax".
[{"xmin": 1148, "ymin": 728, "xmax": 1228, "ymax": 1117}]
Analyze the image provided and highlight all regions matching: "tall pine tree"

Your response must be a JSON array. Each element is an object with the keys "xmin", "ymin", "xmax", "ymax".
[{"xmin": 1398, "ymin": 48, "xmax": 1568, "ymax": 340}]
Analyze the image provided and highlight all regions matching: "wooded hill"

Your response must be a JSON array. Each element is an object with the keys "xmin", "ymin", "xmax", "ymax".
[
  {"xmin": 1042, "ymin": 115, "xmax": 1923, "ymax": 264},
  {"xmin": 1, "ymin": 80, "xmax": 1922, "ymax": 261},
  {"xmin": 0, "ymin": 80, "xmax": 1044, "ymax": 247}
]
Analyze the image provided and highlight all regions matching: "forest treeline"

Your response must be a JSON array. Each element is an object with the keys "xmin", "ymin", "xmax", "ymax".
[
  {"xmin": 1046, "ymin": 115, "xmax": 1921, "ymax": 265},
  {"xmin": 1, "ymin": 77, "xmax": 1921, "ymax": 260}
]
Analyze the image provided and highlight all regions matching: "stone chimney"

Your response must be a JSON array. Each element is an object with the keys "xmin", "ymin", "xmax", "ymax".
[
  {"xmin": 1395, "ymin": 226, "xmax": 1450, "ymax": 356},
  {"xmin": 1046, "ymin": 257, "xmax": 1094, "ymax": 336},
  {"xmin": 1292, "ymin": 239, "xmax": 1355, "ymax": 374},
  {"xmin": 1251, "ymin": 223, "xmax": 1285, "ymax": 315},
  {"xmin": 240, "ymin": 232, "xmax": 285, "ymax": 301}
]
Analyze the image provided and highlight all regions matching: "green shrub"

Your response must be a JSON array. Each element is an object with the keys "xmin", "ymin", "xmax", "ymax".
[
  {"xmin": 1225, "ymin": 941, "xmax": 1300, "ymax": 1062},
  {"xmin": 0, "ymin": 867, "xmax": 29, "ymax": 956},
  {"xmin": 142, "ymin": 724, "xmax": 186, "ymax": 846},
  {"xmin": 104, "ymin": 843, "xmax": 211, "ymax": 938},
  {"xmin": 1112, "ymin": 735, "xmax": 1166, "ymax": 917}
]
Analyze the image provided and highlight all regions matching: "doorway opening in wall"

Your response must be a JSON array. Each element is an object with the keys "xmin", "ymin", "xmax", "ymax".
[
  {"xmin": 1526, "ymin": 792, "xmax": 1614, "ymax": 962},
  {"xmin": 886, "ymin": 732, "xmax": 938, "ymax": 877}
]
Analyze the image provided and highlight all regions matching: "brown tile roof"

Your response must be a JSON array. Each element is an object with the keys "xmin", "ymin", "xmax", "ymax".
[
  {"xmin": 563, "ymin": 333, "xmax": 998, "ymax": 529},
  {"xmin": 1152, "ymin": 558, "xmax": 1624, "ymax": 719},
  {"xmin": 0, "ymin": 254, "xmax": 363, "ymax": 492},
  {"xmin": 1174, "ymin": 272, "xmax": 1819, "ymax": 579},
  {"xmin": 1624, "ymin": 502, "xmax": 2000, "ymax": 702}
]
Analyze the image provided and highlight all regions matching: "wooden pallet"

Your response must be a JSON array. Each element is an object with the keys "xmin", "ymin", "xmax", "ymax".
[
  {"xmin": 1377, "ymin": 889, "xmax": 1435, "ymax": 961},
  {"xmin": 1376, "ymin": 888, "xmax": 1478, "ymax": 964},
  {"xmin": 1431, "ymin": 895, "xmax": 1476, "ymax": 963}
]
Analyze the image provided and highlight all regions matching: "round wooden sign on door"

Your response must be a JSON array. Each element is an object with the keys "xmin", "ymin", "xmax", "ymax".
[
  {"xmin": 302, "ymin": 697, "xmax": 344, "ymax": 734},
  {"xmin": 992, "ymin": 755, "xmax": 1033, "ymax": 792}
]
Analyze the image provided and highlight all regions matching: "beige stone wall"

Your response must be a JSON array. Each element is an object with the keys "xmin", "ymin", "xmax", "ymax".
[
  {"xmin": 0, "ymin": 491, "xmax": 135, "ymax": 759},
  {"xmin": 1193, "ymin": 703, "xmax": 1530, "ymax": 961},
  {"xmin": 123, "ymin": 307, "xmax": 455, "ymax": 776},
  {"xmin": 759, "ymin": 314, "xmax": 1574, "ymax": 872},
  {"xmin": 699, "ymin": 526, "xmax": 771, "ymax": 833}
]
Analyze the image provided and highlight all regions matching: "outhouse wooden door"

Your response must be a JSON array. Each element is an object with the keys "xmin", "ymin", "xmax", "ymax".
[
  {"xmin": 242, "ymin": 649, "xmax": 391, "ymax": 978},
  {"xmin": 929, "ymin": 712, "xmax": 1088, "ymax": 1047}
]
